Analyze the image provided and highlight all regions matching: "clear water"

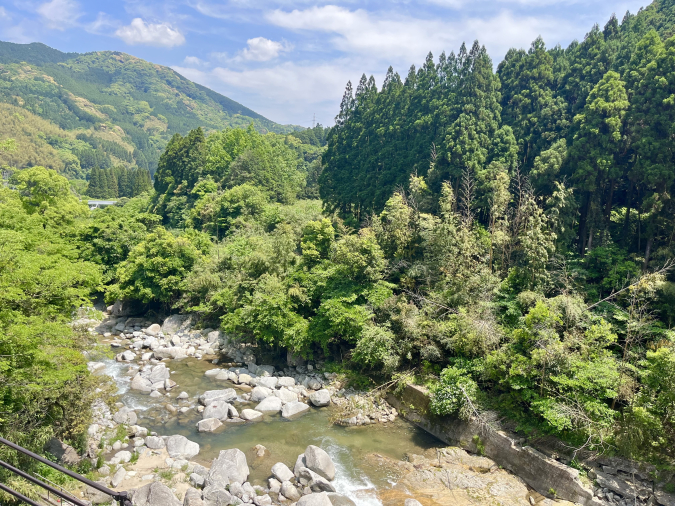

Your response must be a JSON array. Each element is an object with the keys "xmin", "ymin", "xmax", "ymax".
[{"xmin": 98, "ymin": 354, "xmax": 441, "ymax": 505}]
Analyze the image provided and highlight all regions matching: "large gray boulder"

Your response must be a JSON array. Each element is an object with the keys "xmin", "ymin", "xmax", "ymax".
[
  {"xmin": 113, "ymin": 407, "xmax": 137, "ymax": 425},
  {"xmin": 202, "ymin": 400, "xmax": 231, "ymax": 421},
  {"xmin": 298, "ymin": 468, "xmax": 336, "ymax": 492},
  {"xmin": 255, "ymin": 397, "xmax": 282, "ymax": 413},
  {"xmin": 183, "ymin": 487, "xmax": 203, "ymax": 506},
  {"xmin": 111, "ymin": 467, "xmax": 126, "ymax": 488},
  {"xmin": 153, "ymin": 347, "xmax": 188, "ymax": 360},
  {"xmin": 281, "ymin": 401, "xmax": 310, "ymax": 419},
  {"xmin": 147, "ymin": 323, "xmax": 161, "ymax": 334},
  {"xmin": 166, "ymin": 435, "xmax": 200, "ymax": 459},
  {"xmin": 305, "ymin": 446, "xmax": 335, "ymax": 481},
  {"xmin": 309, "ymin": 389, "xmax": 331, "ymax": 407},
  {"xmin": 206, "ymin": 448, "xmax": 249, "ymax": 487},
  {"xmin": 257, "ymin": 376, "xmax": 278, "ymax": 389},
  {"xmin": 275, "ymin": 388, "xmax": 298, "ymax": 404},
  {"xmin": 85, "ymin": 480, "xmax": 115, "ymax": 504},
  {"xmin": 240, "ymin": 409, "xmax": 263, "ymax": 421},
  {"xmin": 281, "ymin": 481, "xmax": 301, "ymax": 501},
  {"xmin": 206, "ymin": 330, "xmax": 221, "ymax": 344},
  {"xmin": 161, "ymin": 315, "xmax": 190, "ymax": 335},
  {"xmin": 199, "ymin": 389, "xmax": 237, "ymax": 405},
  {"xmin": 202, "ymin": 485, "xmax": 232, "ymax": 506},
  {"xmin": 271, "ymin": 462, "xmax": 294, "ymax": 483},
  {"xmin": 197, "ymin": 418, "xmax": 223, "ymax": 432},
  {"xmin": 144, "ymin": 436, "xmax": 165, "ymax": 449},
  {"xmin": 132, "ymin": 482, "xmax": 181, "ymax": 506},
  {"xmin": 44, "ymin": 438, "xmax": 80, "ymax": 466},
  {"xmin": 148, "ymin": 364, "xmax": 170, "ymax": 383},
  {"xmin": 251, "ymin": 386, "xmax": 273, "ymax": 402},
  {"xmin": 297, "ymin": 493, "xmax": 332, "ymax": 506}
]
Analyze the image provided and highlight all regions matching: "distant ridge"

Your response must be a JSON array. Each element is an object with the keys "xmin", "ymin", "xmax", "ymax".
[{"xmin": 0, "ymin": 40, "xmax": 298, "ymax": 176}]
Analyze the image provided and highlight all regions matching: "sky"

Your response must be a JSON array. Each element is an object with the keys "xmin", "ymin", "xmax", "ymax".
[{"xmin": 0, "ymin": 0, "xmax": 652, "ymax": 127}]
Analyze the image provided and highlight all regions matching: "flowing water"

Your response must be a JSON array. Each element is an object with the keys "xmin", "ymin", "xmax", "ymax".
[{"xmin": 97, "ymin": 353, "xmax": 442, "ymax": 505}]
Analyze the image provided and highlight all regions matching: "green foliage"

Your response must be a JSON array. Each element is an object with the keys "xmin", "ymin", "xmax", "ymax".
[
  {"xmin": 106, "ymin": 227, "xmax": 207, "ymax": 305},
  {"xmin": 429, "ymin": 365, "xmax": 479, "ymax": 418}
]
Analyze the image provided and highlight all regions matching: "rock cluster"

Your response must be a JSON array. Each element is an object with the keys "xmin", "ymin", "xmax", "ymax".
[{"xmin": 585, "ymin": 457, "xmax": 674, "ymax": 506}]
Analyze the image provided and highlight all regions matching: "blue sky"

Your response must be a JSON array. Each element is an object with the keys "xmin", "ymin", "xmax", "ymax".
[{"xmin": 0, "ymin": 0, "xmax": 651, "ymax": 126}]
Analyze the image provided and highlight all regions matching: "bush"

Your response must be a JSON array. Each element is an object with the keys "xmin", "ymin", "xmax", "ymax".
[{"xmin": 429, "ymin": 365, "xmax": 479, "ymax": 418}]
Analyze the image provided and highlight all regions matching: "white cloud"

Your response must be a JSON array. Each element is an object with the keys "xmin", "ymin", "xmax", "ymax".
[
  {"xmin": 86, "ymin": 12, "xmax": 118, "ymax": 35},
  {"xmin": 267, "ymin": 6, "xmax": 571, "ymax": 64},
  {"xmin": 173, "ymin": 60, "xmax": 357, "ymax": 125},
  {"xmin": 0, "ymin": 7, "xmax": 8, "ymax": 19},
  {"xmin": 115, "ymin": 18, "xmax": 185, "ymax": 47},
  {"xmin": 183, "ymin": 55, "xmax": 210, "ymax": 67},
  {"xmin": 240, "ymin": 37, "xmax": 289, "ymax": 61},
  {"xmin": 37, "ymin": 0, "xmax": 81, "ymax": 30}
]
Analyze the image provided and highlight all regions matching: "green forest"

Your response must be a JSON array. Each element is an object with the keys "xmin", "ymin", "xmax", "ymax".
[{"xmin": 2, "ymin": 0, "xmax": 675, "ymax": 488}]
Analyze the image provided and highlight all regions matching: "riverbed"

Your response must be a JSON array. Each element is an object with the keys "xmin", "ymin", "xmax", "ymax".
[{"xmin": 97, "ymin": 352, "xmax": 442, "ymax": 506}]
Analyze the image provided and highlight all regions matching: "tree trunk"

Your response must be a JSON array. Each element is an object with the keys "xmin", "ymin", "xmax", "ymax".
[
  {"xmin": 622, "ymin": 180, "xmax": 634, "ymax": 245},
  {"xmin": 578, "ymin": 192, "xmax": 591, "ymax": 257},
  {"xmin": 604, "ymin": 178, "xmax": 615, "ymax": 225},
  {"xmin": 643, "ymin": 235, "xmax": 653, "ymax": 270}
]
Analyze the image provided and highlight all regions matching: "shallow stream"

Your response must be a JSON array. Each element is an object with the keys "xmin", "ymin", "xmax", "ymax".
[{"xmin": 98, "ymin": 352, "xmax": 442, "ymax": 506}]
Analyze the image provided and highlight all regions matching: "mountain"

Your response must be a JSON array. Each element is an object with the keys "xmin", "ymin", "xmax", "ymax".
[{"xmin": 0, "ymin": 41, "xmax": 297, "ymax": 177}]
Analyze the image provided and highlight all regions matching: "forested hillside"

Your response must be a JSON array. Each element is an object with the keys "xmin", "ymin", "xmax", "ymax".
[{"xmin": 0, "ymin": 41, "xmax": 296, "ymax": 179}]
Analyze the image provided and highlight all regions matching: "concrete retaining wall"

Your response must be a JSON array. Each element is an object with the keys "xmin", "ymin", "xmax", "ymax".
[{"xmin": 387, "ymin": 384, "xmax": 602, "ymax": 506}]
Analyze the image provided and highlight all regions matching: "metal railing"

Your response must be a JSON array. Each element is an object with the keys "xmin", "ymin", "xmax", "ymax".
[{"xmin": 0, "ymin": 437, "xmax": 131, "ymax": 506}]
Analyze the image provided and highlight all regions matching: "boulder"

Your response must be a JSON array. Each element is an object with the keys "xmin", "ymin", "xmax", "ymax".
[
  {"xmin": 130, "ymin": 374, "xmax": 153, "ymax": 393},
  {"xmin": 120, "ymin": 350, "xmax": 136, "ymax": 361},
  {"xmin": 189, "ymin": 473, "xmax": 205, "ymax": 488},
  {"xmin": 177, "ymin": 391, "xmax": 189, "ymax": 400},
  {"xmin": 132, "ymin": 482, "xmax": 181, "ymax": 506},
  {"xmin": 237, "ymin": 373, "xmax": 252, "ymax": 385},
  {"xmin": 115, "ymin": 450, "xmax": 132, "ymax": 463},
  {"xmin": 257, "ymin": 377, "xmax": 278, "ymax": 390},
  {"xmin": 206, "ymin": 330, "xmax": 221, "ymax": 344},
  {"xmin": 251, "ymin": 386, "xmax": 273, "ymax": 402},
  {"xmin": 111, "ymin": 467, "xmax": 126, "ymax": 488},
  {"xmin": 281, "ymin": 481, "xmax": 301, "ymax": 501},
  {"xmin": 274, "ymin": 388, "xmax": 298, "ymax": 404},
  {"xmin": 147, "ymin": 323, "xmax": 161, "ymax": 334},
  {"xmin": 309, "ymin": 390, "xmax": 331, "ymax": 407},
  {"xmin": 166, "ymin": 435, "xmax": 200, "ymax": 459},
  {"xmin": 197, "ymin": 418, "xmax": 223, "ymax": 432},
  {"xmin": 271, "ymin": 462, "xmax": 295, "ymax": 483},
  {"xmin": 240, "ymin": 409, "xmax": 263, "ymax": 421},
  {"xmin": 199, "ymin": 389, "xmax": 237, "ymax": 405},
  {"xmin": 298, "ymin": 468, "xmax": 336, "ymax": 492},
  {"xmin": 202, "ymin": 485, "xmax": 232, "ymax": 506},
  {"xmin": 161, "ymin": 315, "xmax": 190, "ymax": 335},
  {"xmin": 256, "ymin": 365, "xmax": 275, "ymax": 377},
  {"xmin": 327, "ymin": 493, "xmax": 356, "ymax": 506},
  {"xmin": 204, "ymin": 369, "xmax": 222, "ymax": 377},
  {"xmin": 85, "ymin": 480, "xmax": 115, "ymax": 504},
  {"xmin": 227, "ymin": 404, "xmax": 239, "ymax": 418},
  {"xmin": 144, "ymin": 436, "xmax": 165, "ymax": 449},
  {"xmin": 153, "ymin": 347, "xmax": 188, "ymax": 360},
  {"xmin": 88, "ymin": 362, "xmax": 106, "ymax": 373},
  {"xmin": 113, "ymin": 407, "xmax": 137, "ymax": 425},
  {"xmin": 277, "ymin": 377, "xmax": 296, "ymax": 387},
  {"xmin": 254, "ymin": 494, "xmax": 273, "ymax": 506},
  {"xmin": 294, "ymin": 454, "xmax": 307, "ymax": 476},
  {"xmin": 297, "ymin": 493, "xmax": 332, "ymax": 506},
  {"xmin": 148, "ymin": 365, "xmax": 170, "ymax": 383},
  {"xmin": 255, "ymin": 397, "xmax": 282, "ymax": 413},
  {"xmin": 183, "ymin": 487, "xmax": 203, "ymax": 506},
  {"xmin": 281, "ymin": 401, "xmax": 310, "ymax": 419},
  {"xmin": 206, "ymin": 448, "xmax": 249, "ymax": 487},
  {"xmin": 203, "ymin": 400, "xmax": 231, "ymax": 421},
  {"xmin": 304, "ymin": 446, "xmax": 335, "ymax": 481},
  {"xmin": 43, "ymin": 438, "xmax": 81, "ymax": 466},
  {"xmin": 268, "ymin": 478, "xmax": 281, "ymax": 494},
  {"xmin": 287, "ymin": 350, "xmax": 306, "ymax": 367}
]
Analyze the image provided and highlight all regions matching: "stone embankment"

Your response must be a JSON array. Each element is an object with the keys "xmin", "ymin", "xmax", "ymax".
[{"xmin": 387, "ymin": 383, "xmax": 675, "ymax": 506}]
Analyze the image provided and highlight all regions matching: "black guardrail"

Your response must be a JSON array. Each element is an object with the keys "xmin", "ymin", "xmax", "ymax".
[{"xmin": 0, "ymin": 437, "xmax": 132, "ymax": 506}]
